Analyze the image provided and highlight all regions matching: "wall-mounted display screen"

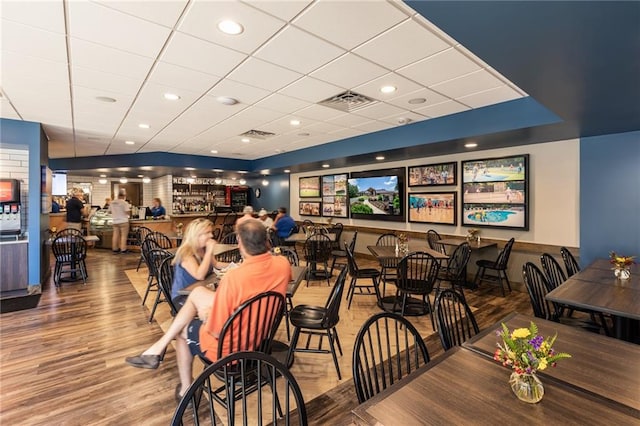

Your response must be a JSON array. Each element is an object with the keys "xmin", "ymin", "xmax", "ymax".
[
  {"xmin": 408, "ymin": 162, "xmax": 457, "ymax": 187},
  {"xmin": 52, "ymin": 173, "xmax": 68, "ymax": 196},
  {"xmin": 461, "ymin": 154, "xmax": 529, "ymax": 230},
  {"xmin": 0, "ymin": 179, "xmax": 20, "ymax": 203},
  {"xmin": 408, "ymin": 192, "xmax": 457, "ymax": 225},
  {"xmin": 348, "ymin": 168, "xmax": 406, "ymax": 223},
  {"xmin": 299, "ymin": 176, "xmax": 320, "ymax": 198},
  {"xmin": 322, "ymin": 173, "xmax": 348, "ymax": 218}
]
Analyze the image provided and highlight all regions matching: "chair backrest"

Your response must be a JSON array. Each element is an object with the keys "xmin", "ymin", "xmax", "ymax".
[
  {"xmin": 147, "ymin": 231, "xmax": 173, "ymax": 249},
  {"xmin": 304, "ymin": 233, "xmax": 332, "ymax": 263},
  {"xmin": 321, "ymin": 266, "xmax": 348, "ymax": 328},
  {"xmin": 447, "ymin": 242, "xmax": 471, "ymax": 281},
  {"xmin": 141, "ymin": 238, "xmax": 161, "ymax": 268},
  {"xmin": 426, "ymin": 229, "xmax": 446, "ymax": 254},
  {"xmin": 348, "ymin": 229, "xmax": 358, "ymax": 253},
  {"xmin": 376, "ymin": 233, "xmax": 398, "ymax": 247},
  {"xmin": 221, "ymin": 231, "xmax": 238, "ymax": 245},
  {"xmin": 345, "ymin": 243, "xmax": 360, "ymax": 276},
  {"xmin": 272, "ymin": 246, "xmax": 299, "ymax": 266},
  {"xmin": 397, "ymin": 251, "xmax": 440, "ymax": 295},
  {"xmin": 495, "ymin": 237, "xmax": 515, "ymax": 269},
  {"xmin": 434, "ymin": 289, "xmax": 480, "ymax": 351},
  {"xmin": 216, "ymin": 247, "xmax": 242, "ymax": 264},
  {"xmin": 216, "ymin": 291, "xmax": 286, "ymax": 360},
  {"xmin": 172, "ymin": 351, "xmax": 307, "ymax": 426},
  {"xmin": 301, "ymin": 219, "xmax": 314, "ymax": 234},
  {"xmin": 540, "ymin": 253, "xmax": 567, "ymax": 290},
  {"xmin": 158, "ymin": 255, "xmax": 179, "ymax": 316},
  {"xmin": 55, "ymin": 228, "xmax": 84, "ymax": 239},
  {"xmin": 136, "ymin": 226, "xmax": 153, "ymax": 245},
  {"xmin": 211, "ymin": 227, "xmax": 221, "ymax": 241},
  {"xmin": 352, "ymin": 312, "xmax": 430, "ymax": 404},
  {"xmin": 52, "ymin": 234, "xmax": 87, "ymax": 259},
  {"xmin": 522, "ymin": 262, "xmax": 558, "ymax": 321},
  {"xmin": 560, "ymin": 247, "xmax": 580, "ymax": 277},
  {"xmin": 148, "ymin": 248, "xmax": 173, "ymax": 287},
  {"xmin": 223, "ymin": 212, "xmax": 236, "ymax": 225}
]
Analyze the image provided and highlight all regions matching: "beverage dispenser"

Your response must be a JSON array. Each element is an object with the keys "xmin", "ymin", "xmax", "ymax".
[{"xmin": 0, "ymin": 179, "xmax": 22, "ymax": 235}]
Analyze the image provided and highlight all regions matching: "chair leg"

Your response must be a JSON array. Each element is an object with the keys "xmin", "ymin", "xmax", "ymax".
[
  {"xmin": 325, "ymin": 329, "xmax": 342, "ymax": 380},
  {"xmin": 503, "ymin": 270, "xmax": 513, "ymax": 292},
  {"xmin": 425, "ymin": 295, "xmax": 435, "ymax": 329},
  {"xmin": 372, "ymin": 277, "xmax": 382, "ymax": 304},
  {"xmin": 142, "ymin": 276, "xmax": 154, "ymax": 305},
  {"xmin": 136, "ymin": 255, "xmax": 144, "ymax": 272},
  {"xmin": 473, "ymin": 266, "xmax": 484, "ymax": 288},
  {"xmin": 285, "ymin": 295, "xmax": 293, "ymax": 340},
  {"xmin": 347, "ymin": 277, "xmax": 357, "ymax": 310},
  {"xmin": 332, "ymin": 327, "xmax": 343, "ymax": 356},
  {"xmin": 149, "ymin": 289, "xmax": 162, "ymax": 323},
  {"xmin": 286, "ymin": 327, "xmax": 300, "ymax": 367}
]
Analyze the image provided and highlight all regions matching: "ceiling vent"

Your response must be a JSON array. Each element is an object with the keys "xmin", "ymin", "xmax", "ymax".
[
  {"xmin": 239, "ymin": 129, "xmax": 276, "ymax": 140},
  {"xmin": 318, "ymin": 90, "xmax": 378, "ymax": 112}
]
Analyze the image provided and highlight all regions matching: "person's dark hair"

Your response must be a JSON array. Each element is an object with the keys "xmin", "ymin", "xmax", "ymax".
[
  {"xmin": 278, "ymin": 207, "xmax": 287, "ymax": 214},
  {"xmin": 237, "ymin": 219, "xmax": 268, "ymax": 256}
]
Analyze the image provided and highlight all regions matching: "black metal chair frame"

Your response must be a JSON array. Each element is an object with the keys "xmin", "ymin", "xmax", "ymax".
[
  {"xmin": 158, "ymin": 256, "xmax": 180, "ymax": 317},
  {"xmin": 330, "ymin": 230, "xmax": 357, "ymax": 277},
  {"xmin": 52, "ymin": 234, "xmax": 88, "ymax": 287},
  {"xmin": 147, "ymin": 248, "xmax": 174, "ymax": 323},
  {"xmin": 433, "ymin": 289, "xmax": 479, "ymax": 351},
  {"xmin": 140, "ymin": 237, "xmax": 161, "ymax": 306},
  {"xmin": 272, "ymin": 245, "xmax": 299, "ymax": 340},
  {"xmin": 436, "ymin": 242, "xmax": 471, "ymax": 300},
  {"xmin": 560, "ymin": 246, "xmax": 580, "ymax": 277},
  {"xmin": 135, "ymin": 226, "xmax": 153, "ymax": 271},
  {"xmin": 426, "ymin": 229, "xmax": 447, "ymax": 256},
  {"xmin": 172, "ymin": 351, "xmax": 307, "ymax": 426},
  {"xmin": 352, "ymin": 312, "xmax": 430, "ymax": 404},
  {"xmin": 393, "ymin": 251, "xmax": 440, "ymax": 327},
  {"xmin": 148, "ymin": 231, "xmax": 173, "ymax": 249},
  {"xmin": 473, "ymin": 237, "xmax": 515, "ymax": 296},
  {"xmin": 345, "ymin": 243, "xmax": 381, "ymax": 309},
  {"xmin": 376, "ymin": 233, "xmax": 399, "ymax": 294},
  {"xmin": 287, "ymin": 267, "xmax": 348, "ymax": 379},
  {"xmin": 303, "ymin": 233, "xmax": 332, "ymax": 286}
]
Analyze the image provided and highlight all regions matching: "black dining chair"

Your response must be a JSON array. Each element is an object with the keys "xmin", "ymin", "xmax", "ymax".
[
  {"xmin": 330, "ymin": 230, "xmax": 357, "ymax": 277},
  {"xmin": 436, "ymin": 242, "xmax": 471, "ymax": 300},
  {"xmin": 352, "ymin": 312, "xmax": 430, "ymax": 404},
  {"xmin": 287, "ymin": 267, "xmax": 348, "ymax": 379},
  {"xmin": 560, "ymin": 246, "xmax": 580, "ymax": 277},
  {"xmin": 426, "ymin": 229, "xmax": 447, "ymax": 256},
  {"xmin": 303, "ymin": 233, "xmax": 332, "ymax": 285},
  {"xmin": 158, "ymin": 255, "xmax": 181, "ymax": 316},
  {"xmin": 140, "ymin": 237, "xmax": 161, "ymax": 306},
  {"xmin": 135, "ymin": 226, "xmax": 153, "ymax": 271},
  {"xmin": 473, "ymin": 237, "xmax": 515, "ymax": 296},
  {"xmin": 146, "ymin": 248, "xmax": 174, "ymax": 323},
  {"xmin": 433, "ymin": 289, "xmax": 479, "ymax": 351},
  {"xmin": 393, "ymin": 251, "xmax": 440, "ymax": 328},
  {"xmin": 52, "ymin": 234, "xmax": 88, "ymax": 287},
  {"xmin": 376, "ymin": 233, "xmax": 399, "ymax": 292},
  {"xmin": 272, "ymin": 245, "xmax": 299, "ymax": 340},
  {"xmin": 345, "ymin": 243, "xmax": 381, "ymax": 309},
  {"xmin": 147, "ymin": 231, "xmax": 173, "ymax": 249},
  {"xmin": 172, "ymin": 351, "xmax": 307, "ymax": 426},
  {"xmin": 55, "ymin": 228, "xmax": 85, "ymax": 238}
]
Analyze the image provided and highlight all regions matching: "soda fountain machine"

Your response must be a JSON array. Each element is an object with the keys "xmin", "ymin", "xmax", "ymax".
[{"xmin": 0, "ymin": 179, "xmax": 22, "ymax": 235}]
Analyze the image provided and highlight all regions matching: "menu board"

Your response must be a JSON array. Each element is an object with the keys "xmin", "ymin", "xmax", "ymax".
[{"xmin": 322, "ymin": 173, "xmax": 348, "ymax": 218}]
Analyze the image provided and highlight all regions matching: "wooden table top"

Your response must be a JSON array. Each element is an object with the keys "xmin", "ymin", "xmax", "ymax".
[
  {"xmin": 285, "ymin": 233, "xmax": 336, "ymax": 242},
  {"xmin": 352, "ymin": 347, "xmax": 638, "ymax": 425},
  {"xmin": 546, "ymin": 259, "xmax": 640, "ymax": 320},
  {"xmin": 47, "ymin": 234, "xmax": 100, "ymax": 245},
  {"xmin": 439, "ymin": 238, "xmax": 498, "ymax": 250},
  {"xmin": 367, "ymin": 245, "xmax": 448, "ymax": 260},
  {"xmin": 586, "ymin": 258, "xmax": 640, "ymax": 273},
  {"xmin": 168, "ymin": 243, "xmax": 237, "ymax": 256},
  {"xmin": 464, "ymin": 312, "xmax": 640, "ymax": 413}
]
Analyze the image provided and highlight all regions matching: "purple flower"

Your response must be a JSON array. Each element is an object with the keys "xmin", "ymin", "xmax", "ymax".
[{"xmin": 528, "ymin": 335, "xmax": 544, "ymax": 350}]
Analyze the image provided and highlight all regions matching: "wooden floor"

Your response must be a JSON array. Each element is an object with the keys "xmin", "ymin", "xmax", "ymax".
[{"xmin": 0, "ymin": 248, "xmax": 533, "ymax": 425}]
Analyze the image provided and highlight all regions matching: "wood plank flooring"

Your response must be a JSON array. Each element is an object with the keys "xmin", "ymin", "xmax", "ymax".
[{"xmin": 0, "ymin": 249, "xmax": 532, "ymax": 425}]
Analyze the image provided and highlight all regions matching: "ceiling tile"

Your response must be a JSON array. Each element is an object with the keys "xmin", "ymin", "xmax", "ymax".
[
  {"xmin": 302, "ymin": 121, "xmax": 342, "ymax": 135},
  {"xmin": 351, "ymin": 120, "xmax": 391, "ymax": 133},
  {"xmin": 161, "ymin": 32, "xmax": 247, "ymax": 76},
  {"xmin": 150, "ymin": 62, "xmax": 221, "ymax": 94},
  {"xmin": 207, "ymin": 78, "xmax": 271, "ymax": 105},
  {"xmin": 378, "ymin": 111, "xmax": 428, "ymax": 126},
  {"xmin": 293, "ymin": 0, "xmax": 407, "ymax": 50},
  {"xmin": 1, "ymin": 1, "xmax": 65, "ymax": 33},
  {"xmin": 413, "ymin": 100, "xmax": 469, "ymax": 118},
  {"xmin": 430, "ymin": 69, "xmax": 503, "ymax": 99},
  {"xmin": 254, "ymin": 93, "xmax": 311, "ymax": 114},
  {"xmin": 254, "ymin": 26, "xmax": 344, "ymax": 74},
  {"xmin": 179, "ymin": 0, "xmax": 285, "ymax": 54},
  {"xmin": 1, "ymin": 19, "xmax": 68, "ymax": 63},
  {"xmin": 72, "ymin": 66, "xmax": 142, "ymax": 96},
  {"xmin": 295, "ymin": 104, "xmax": 344, "ymax": 121},
  {"xmin": 48, "ymin": 140, "xmax": 76, "ymax": 158},
  {"xmin": 310, "ymin": 53, "xmax": 388, "ymax": 90},
  {"xmin": 226, "ymin": 57, "xmax": 302, "ymax": 92},
  {"xmin": 67, "ymin": 1, "xmax": 172, "ymax": 58},
  {"xmin": 94, "ymin": 0, "xmax": 188, "ymax": 28},
  {"xmin": 457, "ymin": 85, "xmax": 522, "ymax": 108},
  {"xmin": 353, "ymin": 102, "xmax": 407, "ymax": 120},
  {"xmin": 242, "ymin": 0, "xmax": 313, "ymax": 22},
  {"xmin": 2, "ymin": 52, "xmax": 70, "ymax": 93},
  {"xmin": 353, "ymin": 19, "xmax": 450, "ymax": 70},
  {"xmin": 70, "ymin": 38, "xmax": 154, "ymax": 81},
  {"xmin": 398, "ymin": 48, "xmax": 481, "ymax": 87},
  {"xmin": 327, "ymin": 113, "xmax": 372, "ymax": 128},
  {"xmin": 278, "ymin": 77, "xmax": 343, "ymax": 103},
  {"xmin": 385, "ymin": 87, "xmax": 450, "ymax": 110},
  {"xmin": 353, "ymin": 72, "xmax": 424, "ymax": 102},
  {"xmin": 0, "ymin": 99, "xmax": 21, "ymax": 120}
]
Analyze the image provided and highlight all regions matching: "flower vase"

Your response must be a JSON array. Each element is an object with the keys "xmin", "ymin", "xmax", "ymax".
[
  {"xmin": 509, "ymin": 372, "xmax": 544, "ymax": 403},
  {"xmin": 614, "ymin": 268, "xmax": 631, "ymax": 280}
]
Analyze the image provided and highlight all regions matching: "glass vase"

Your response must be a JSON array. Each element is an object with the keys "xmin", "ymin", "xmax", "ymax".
[
  {"xmin": 614, "ymin": 268, "xmax": 631, "ymax": 280},
  {"xmin": 509, "ymin": 372, "xmax": 544, "ymax": 403}
]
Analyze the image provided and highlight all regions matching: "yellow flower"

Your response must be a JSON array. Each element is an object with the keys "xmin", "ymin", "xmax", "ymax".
[
  {"xmin": 511, "ymin": 328, "xmax": 530, "ymax": 339},
  {"xmin": 538, "ymin": 359, "xmax": 548, "ymax": 370}
]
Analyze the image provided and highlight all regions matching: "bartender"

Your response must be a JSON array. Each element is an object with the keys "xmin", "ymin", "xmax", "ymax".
[
  {"xmin": 150, "ymin": 198, "xmax": 166, "ymax": 219},
  {"xmin": 66, "ymin": 188, "xmax": 86, "ymax": 231}
]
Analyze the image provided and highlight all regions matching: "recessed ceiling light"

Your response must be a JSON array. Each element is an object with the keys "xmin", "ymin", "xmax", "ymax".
[
  {"xmin": 465, "ymin": 142, "xmax": 478, "ymax": 148},
  {"xmin": 138, "ymin": 123, "xmax": 150, "ymax": 129},
  {"xmin": 137, "ymin": 175, "xmax": 144, "ymax": 178},
  {"xmin": 241, "ymin": 138, "xmax": 250, "ymax": 143},
  {"xmin": 163, "ymin": 93, "xmax": 181, "ymax": 101},
  {"xmin": 212, "ymin": 169, "xmax": 223, "ymax": 172},
  {"xmin": 284, "ymin": 169, "xmax": 291, "ymax": 173},
  {"xmin": 142, "ymin": 177, "xmax": 151, "ymax": 184},
  {"xmin": 99, "ymin": 174, "xmax": 106, "ymax": 178},
  {"xmin": 408, "ymin": 98, "xmax": 426, "ymax": 104},
  {"xmin": 261, "ymin": 169, "xmax": 270, "ymax": 174},
  {"xmin": 216, "ymin": 96, "xmax": 239, "ymax": 106},
  {"xmin": 117, "ymin": 167, "xmax": 130, "ymax": 172},
  {"xmin": 231, "ymin": 177, "xmax": 237, "ymax": 180},
  {"xmin": 290, "ymin": 119, "xmax": 301, "ymax": 126},
  {"xmin": 120, "ymin": 177, "xmax": 128, "ymax": 183},
  {"xmin": 238, "ymin": 170, "xmax": 248, "ymax": 174},
  {"xmin": 298, "ymin": 132, "xmax": 310, "ymax": 137},
  {"xmin": 125, "ymin": 140, "xmax": 135, "ymax": 145},
  {"xmin": 376, "ymin": 155, "xmax": 385, "ymax": 160},
  {"xmin": 210, "ymin": 150, "xmax": 218, "ymax": 154},
  {"xmin": 185, "ymin": 167, "xmax": 195, "ymax": 171},
  {"xmin": 96, "ymin": 96, "xmax": 117, "ymax": 103},
  {"xmin": 322, "ymin": 164, "xmax": 330, "ymax": 168},
  {"xmin": 140, "ymin": 166, "xmax": 153, "ymax": 171},
  {"xmin": 380, "ymin": 86, "xmax": 396, "ymax": 94},
  {"xmin": 218, "ymin": 20, "xmax": 244, "ymax": 35}
]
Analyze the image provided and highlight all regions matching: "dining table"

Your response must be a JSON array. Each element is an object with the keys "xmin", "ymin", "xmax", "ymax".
[
  {"xmin": 284, "ymin": 232, "xmax": 336, "ymax": 243},
  {"xmin": 352, "ymin": 345, "xmax": 638, "ymax": 425},
  {"xmin": 546, "ymin": 259, "xmax": 640, "ymax": 341},
  {"xmin": 168, "ymin": 243, "xmax": 237, "ymax": 257},
  {"xmin": 464, "ymin": 312, "xmax": 640, "ymax": 414},
  {"xmin": 438, "ymin": 238, "xmax": 498, "ymax": 288}
]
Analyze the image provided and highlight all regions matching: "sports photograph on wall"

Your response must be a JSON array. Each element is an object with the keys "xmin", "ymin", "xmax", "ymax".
[
  {"xmin": 408, "ymin": 192, "xmax": 457, "ymax": 225},
  {"xmin": 322, "ymin": 173, "xmax": 348, "ymax": 218},
  {"xmin": 299, "ymin": 176, "xmax": 321, "ymax": 198},
  {"xmin": 408, "ymin": 162, "xmax": 457, "ymax": 187}
]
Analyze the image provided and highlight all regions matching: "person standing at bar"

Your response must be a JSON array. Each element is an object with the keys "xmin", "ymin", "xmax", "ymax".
[
  {"xmin": 66, "ymin": 188, "xmax": 86, "ymax": 231},
  {"xmin": 110, "ymin": 190, "xmax": 131, "ymax": 254}
]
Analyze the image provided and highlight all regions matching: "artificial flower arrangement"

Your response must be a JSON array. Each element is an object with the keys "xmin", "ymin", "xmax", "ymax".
[
  {"xmin": 176, "ymin": 222, "xmax": 184, "ymax": 235},
  {"xmin": 466, "ymin": 228, "xmax": 480, "ymax": 241},
  {"xmin": 609, "ymin": 251, "xmax": 636, "ymax": 270}
]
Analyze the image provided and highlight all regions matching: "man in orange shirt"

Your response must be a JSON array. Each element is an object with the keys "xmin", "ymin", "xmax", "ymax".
[{"xmin": 125, "ymin": 219, "xmax": 291, "ymax": 402}]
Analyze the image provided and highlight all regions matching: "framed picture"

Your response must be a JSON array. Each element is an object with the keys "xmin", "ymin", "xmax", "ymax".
[
  {"xmin": 299, "ymin": 176, "xmax": 320, "ymax": 198},
  {"xmin": 408, "ymin": 162, "xmax": 457, "ymax": 187},
  {"xmin": 322, "ymin": 174, "xmax": 348, "ymax": 218},
  {"xmin": 299, "ymin": 201, "xmax": 321, "ymax": 217},
  {"xmin": 348, "ymin": 168, "xmax": 406, "ymax": 223},
  {"xmin": 461, "ymin": 154, "xmax": 529, "ymax": 230},
  {"xmin": 408, "ymin": 192, "xmax": 457, "ymax": 225}
]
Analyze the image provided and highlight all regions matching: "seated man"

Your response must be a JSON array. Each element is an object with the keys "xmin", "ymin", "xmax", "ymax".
[
  {"xmin": 272, "ymin": 207, "xmax": 296, "ymax": 239},
  {"xmin": 125, "ymin": 219, "xmax": 291, "ymax": 402}
]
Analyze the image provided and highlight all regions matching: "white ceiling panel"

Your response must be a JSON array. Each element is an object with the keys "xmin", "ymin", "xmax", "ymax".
[
  {"xmin": 353, "ymin": 73, "xmax": 424, "ymax": 102},
  {"xmin": 179, "ymin": 0, "xmax": 285, "ymax": 54},
  {"xmin": 1, "ymin": 19, "xmax": 68, "ymax": 63},
  {"xmin": 226, "ymin": 57, "xmax": 302, "ymax": 92},
  {"xmin": 207, "ymin": 78, "xmax": 271, "ymax": 106},
  {"xmin": 302, "ymin": 121, "xmax": 342, "ymax": 135},
  {"xmin": 1, "ymin": 1, "xmax": 65, "ymax": 34},
  {"xmin": 385, "ymin": 87, "xmax": 449, "ymax": 110},
  {"xmin": 254, "ymin": 93, "xmax": 311, "ymax": 114},
  {"xmin": 295, "ymin": 104, "xmax": 344, "ymax": 121},
  {"xmin": 69, "ymin": 38, "xmax": 154, "ymax": 81},
  {"xmin": 431, "ymin": 69, "xmax": 504, "ymax": 99},
  {"xmin": 254, "ymin": 26, "xmax": 344, "ymax": 74},
  {"xmin": 278, "ymin": 77, "xmax": 343, "ymax": 103},
  {"xmin": 94, "ymin": 0, "xmax": 188, "ymax": 28},
  {"xmin": 72, "ymin": 66, "xmax": 142, "ymax": 96},
  {"xmin": 293, "ymin": 0, "xmax": 407, "ymax": 50},
  {"xmin": 2, "ymin": 52, "xmax": 70, "ymax": 94},
  {"xmin": 325, "ymin": 127, "xmax": 364, "ymax": 140},
  {"xmin": 352, "ymin": 120, "xmax": 394, "ymax": 133},
  {"xmin": 310, "ymin": 53, "xmax": 387, "ymax": 90},
  {"xmin": 327, "ymin": 113, "xmax": 373, "ymax": 128},
  {"xmin": 353, "ymin": 19, "xmax": 450, "ymax": 70},
  {"xmin": 457, "ymin": 85, "xmax": 522, "ymax": 109},
  {"xmin": 149, "ymin": 62, "xmax": 221, "ymax": 94},
  {"xmin": 67, "ymin": 1, "xmax": 172, "ymax": 58},
  {"xmin": 354, "ymin": 102, "xmax": 407, "ymax": 121},
  {"xmin": 131, "ymin": 82, "xmax": 202, "ymax": 119},
  {"xmin": 48, "ymin": 140, "xmax": 76, "ymax": 158},
  {"xmin": 161, "ymin": 32, "xmax": 247, "ymax": 76},
  {"xmin": 378, "ymin": 110, "xmax": 428, "ymax": 126},
  {"xmin": 413, "ymin": 100, "xmax": 469, "ymax": 118},
  {"xmin": 242, "ymin": 0, "xmax": 313, "ymax": 22},
  {"xmin": 398, "ymin": 48, "xmax": 481, "ymax": 87},
  {"xmin": 0, "ymin": 98, "xmax": 20, "ymax": 120}
]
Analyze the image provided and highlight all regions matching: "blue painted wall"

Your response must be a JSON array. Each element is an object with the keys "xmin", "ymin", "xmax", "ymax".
[
  {"xmin": 247, "ymin": 174, "xmax": 290, "ymax": 213},
  {"xmin": 580, "ymin": 131, "xmax": 640, "ymax": 266}
]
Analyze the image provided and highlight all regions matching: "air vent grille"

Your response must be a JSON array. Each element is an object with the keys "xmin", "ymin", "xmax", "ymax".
[
  {"xmin": 318, "ymin": 90, "xmax": 377, "ymax": 112},
  {"xmin": 239, "ymin": 129, "xmax": 276, "ymax": 139}
]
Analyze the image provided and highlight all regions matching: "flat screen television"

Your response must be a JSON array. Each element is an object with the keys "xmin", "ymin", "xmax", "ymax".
[
  {"xmin": 52, "ymin": 173, "xmax": 68, "ymax": 196},
  {"xmin": 348, "ymin": 168, "xmax": 406, "ymax": 223},
  {"xmin": 0, "ymin": 179, "xmax": 20, "ymax": 203}
]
